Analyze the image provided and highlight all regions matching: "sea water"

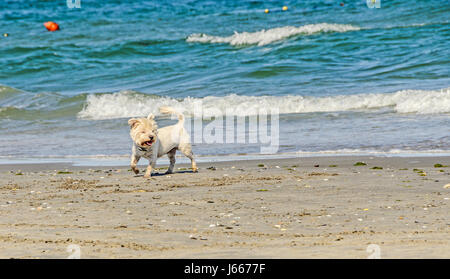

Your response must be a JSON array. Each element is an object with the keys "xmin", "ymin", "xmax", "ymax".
[{"xmin": 0, "ymin": 0, "xmax": 449, "ymax": 165}]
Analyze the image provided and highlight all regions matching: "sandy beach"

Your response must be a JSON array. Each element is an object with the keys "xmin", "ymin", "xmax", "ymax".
[
  {"xmin": 0, "ymin": 155, "xmax": 448, "ymax": 259},
  {"xmin": 2, "ymin": 0, "xmax": 449, "ymax": 263}
]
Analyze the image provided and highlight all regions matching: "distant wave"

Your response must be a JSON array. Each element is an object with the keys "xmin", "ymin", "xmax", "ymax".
[
  {"xmin": 186, "ymin": 23, "xmax": 360, "ymax": 46},
  {"xmin": 0, "ymin": 84, "xmax": 22, "ymax": 95},
  {"xmin": 0, "ymin": 85, "xmax": 85, "ymax": 120},
  {"xmin": 77, "ymin": 88, "xmax": 450, "ymax": 120}
]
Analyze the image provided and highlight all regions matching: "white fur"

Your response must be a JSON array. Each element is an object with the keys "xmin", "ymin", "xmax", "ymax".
[{"xmin": 129, "ymin": 106, "xmax": 197, "ymax": 178}]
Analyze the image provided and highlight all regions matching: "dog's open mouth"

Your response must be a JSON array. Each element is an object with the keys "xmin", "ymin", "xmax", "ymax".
[{"xmin": 143, "ymin": 141, "xmax": 153, "ymax": 146}]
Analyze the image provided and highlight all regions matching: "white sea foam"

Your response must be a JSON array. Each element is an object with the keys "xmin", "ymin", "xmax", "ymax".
[
  {"xmin": 186, "ymin": 23, "xmax": 360, "ymax": 46},
  {"xmin": 3, "ymin": 149, "xmax": 450, "ymax": 167},
  {"xmin": 77, "ymin": 88, "xmax": 450, "ymax": 120},
  {"xmin": 293, "ymin": 149, "xmax": 450, "ymax": 156}
]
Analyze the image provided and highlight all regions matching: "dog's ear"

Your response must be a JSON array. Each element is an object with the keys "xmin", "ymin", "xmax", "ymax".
[
  {"xmin": 147, "ymin": 113, "xmax": 155, "ymax": 120},
  {"xmin": 128, "ymin": 118, "xmax": 139, "ymax": 129}
]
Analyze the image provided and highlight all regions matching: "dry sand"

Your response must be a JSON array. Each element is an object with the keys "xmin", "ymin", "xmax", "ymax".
[{"xmin": 0, "ymin": 156, "xmax": 449, "ymax": 258}]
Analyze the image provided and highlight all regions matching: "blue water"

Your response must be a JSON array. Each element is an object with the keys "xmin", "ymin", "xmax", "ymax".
[{"xmin": 0, "ymin": 0, "xmax": 449, "ymax": 163}]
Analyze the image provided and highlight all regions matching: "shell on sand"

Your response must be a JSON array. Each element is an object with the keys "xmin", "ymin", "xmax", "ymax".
[{"xmin": 443, "ymin": 184, "xmax": 450, "ymax": 189}]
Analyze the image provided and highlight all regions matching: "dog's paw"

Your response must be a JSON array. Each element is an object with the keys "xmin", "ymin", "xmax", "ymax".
[
  {"xmin": 192, "ymin": 168, "xmax": 198, "ymax": 173},
  {"xmin": 165, "ymin": 170, "xmax": 173, "ymax": 175},
  {"xmin": 132, "ymin": 168, "xmax": 139, "ymax": 174}
]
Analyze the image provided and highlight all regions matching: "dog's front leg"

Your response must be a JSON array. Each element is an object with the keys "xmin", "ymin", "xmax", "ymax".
[
  {"xmin": 144, "ymin": 159, "xmax": 156, "ymax": 178},
  {"xmin": 144, "ymin": 164, "xmax": 152, "ymax": 178},
  {"xmin": 131, "ymin": 154, "xmax": 140, "ymax": 174}
]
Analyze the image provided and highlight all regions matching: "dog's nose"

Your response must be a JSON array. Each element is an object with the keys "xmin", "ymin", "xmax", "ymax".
[{"xmin": 149, "ymin": 136, "xmax": 154, "ymax": 140}]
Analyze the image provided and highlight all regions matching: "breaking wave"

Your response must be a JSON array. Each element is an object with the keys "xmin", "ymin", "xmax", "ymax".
[
  {"xmin": 186, "ymin": 23, "xmax": 360, "ymax": 46},
  {"xmin": 77, "ymin": 88, "xmax": 450, "ymax": 120}
]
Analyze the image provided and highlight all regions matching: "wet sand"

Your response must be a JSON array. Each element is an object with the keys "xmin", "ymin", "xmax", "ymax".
[{"xmin": 0, "ymin": 156, "xmax": 449, "ymax": 258}]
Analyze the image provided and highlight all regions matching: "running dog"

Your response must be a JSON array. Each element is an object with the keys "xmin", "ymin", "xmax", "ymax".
[{"xmin": 128, "ymin": 106, "xmax": 197, "ymax": 178}]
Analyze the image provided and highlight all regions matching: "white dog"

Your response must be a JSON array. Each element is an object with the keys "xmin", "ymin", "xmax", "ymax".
[{"xmin": 128, "ymin": 106, "xmax": 197, "ymax": 178}]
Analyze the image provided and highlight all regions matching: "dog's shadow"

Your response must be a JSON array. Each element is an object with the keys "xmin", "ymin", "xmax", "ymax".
[{"xmin": 133, "ymin": 170, "xmax": 196, "ymax": 177}]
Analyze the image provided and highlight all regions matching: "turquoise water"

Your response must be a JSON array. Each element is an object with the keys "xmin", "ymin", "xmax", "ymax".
[{"xmin": 0, "ymin": 0, "xmax": 449, "ymax": 162}]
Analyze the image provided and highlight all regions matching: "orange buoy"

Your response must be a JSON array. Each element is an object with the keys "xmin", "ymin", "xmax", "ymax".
[{"xmin": 44, "ymin": 21, "xmax": 60, "ymax": 32}]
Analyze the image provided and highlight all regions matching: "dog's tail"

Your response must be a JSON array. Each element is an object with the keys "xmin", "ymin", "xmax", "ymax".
[{"xmin": 159, "ymin": 106, "xmax": 184, "ymax": 125}]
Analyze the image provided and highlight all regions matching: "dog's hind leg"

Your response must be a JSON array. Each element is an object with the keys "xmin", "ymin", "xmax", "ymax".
[
  {"xmin": 166, "ymin": 148, "xmax": 177, "ymax": 174},
  {"xmin": 179, "ymin": 143, "xmax": 198, "ymax": 173}
]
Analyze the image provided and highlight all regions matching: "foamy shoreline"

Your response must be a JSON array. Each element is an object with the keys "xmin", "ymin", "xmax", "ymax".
[{"xmin": 1, "ymin": 151, "xmax": 450, "ymax": 168}]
